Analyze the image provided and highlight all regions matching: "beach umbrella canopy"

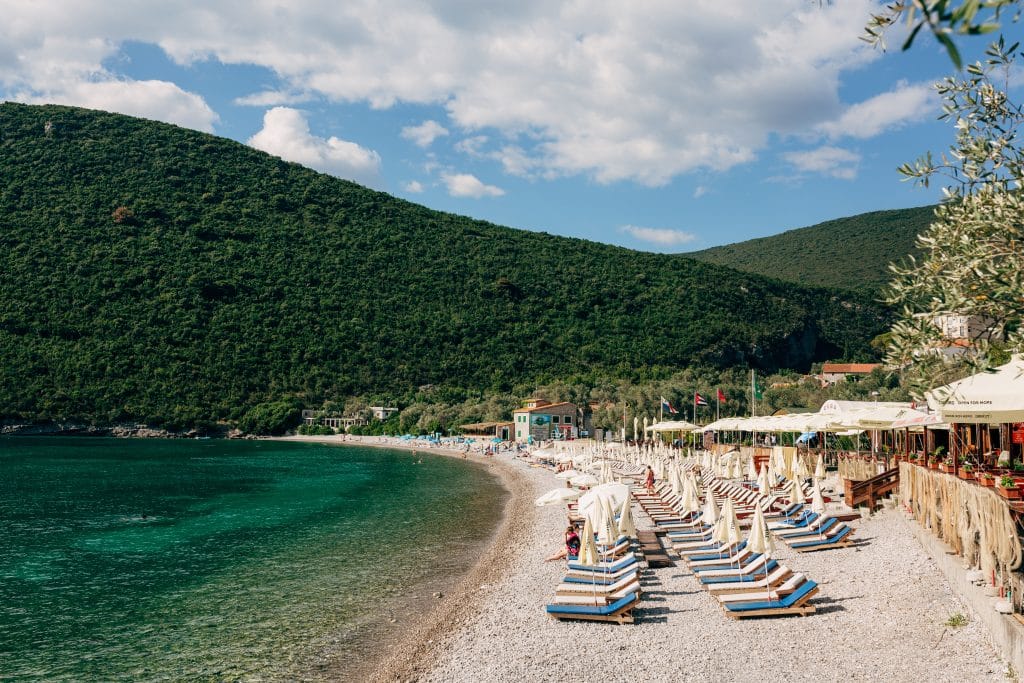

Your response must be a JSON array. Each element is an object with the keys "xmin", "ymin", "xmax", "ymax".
[
  {"xmin": 534, "ymin": 487, "xmax": 581, "ymax": 506},
  {"xmin": 746, "ymin": 505, "xmax": 774, "ymax": 558},
  {"xmin": 569, "ymin": 473, "xmax": 599, "ymax": 488},
  {"xmin": 926, "ymin": 355, "xmax": 1024, "ymax": 423},
  {"xmin": 713, "ymin": 498, "xmax": 741, "ymax": 546},
  {"xmin": 577, "ymin": 516, "xmax": 599, "ymax": 566},
  {"xmin": 617, "ymin": 494, "xmax": 638, "ymax": 538},
  {"xmin": 757, "ymin": 463, "xmax": 771, "ymax": 494},
  {"xmin": 795, "ymin": 456, "xmax": 810, "ymax": 479},
  {"xmin": 554, "ymin": 469, "xmax": 580, "ymax": 480},
  {"xmin": 789, "ymin": 477, "xmax": 806, "ymax": 505},
  {"xmin": 810, "ymin": 477, "xmax": 826, "ymax": 514},
  {"xmin": 597, "ymin": 496, "xmax": 618, "ymax": 544},
  {"xmin": 577, "ymin": 483, "xmax": 630, "ymax": 518},
  {"xmin": 703, "ymin": 490, "xmax": 720, "ymax": 525},
  {"xmin": 814, "ymin": 453, "xmax": 826, "ymax": 480}
]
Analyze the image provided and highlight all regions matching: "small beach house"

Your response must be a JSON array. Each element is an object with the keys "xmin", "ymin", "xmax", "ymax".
[{"xmin": 512, "ymin": 399, "xmax": 579, "ymax": 443}]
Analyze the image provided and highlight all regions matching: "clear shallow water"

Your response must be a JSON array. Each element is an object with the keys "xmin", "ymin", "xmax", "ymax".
[{"xmin": 0, "ymin": 437, "xmax": 506, "ymax": 681}]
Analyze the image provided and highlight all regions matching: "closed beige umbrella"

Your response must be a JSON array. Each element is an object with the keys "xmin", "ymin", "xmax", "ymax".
[
  {"xmin": 703, "ymin": 489, "xmax": 720, "ymax": 526},
  {"xmin": 617, "ymin": 494, "xmax": 637, "ymax": 539},
  {"xmin": 789, "ymin": 477, "xmax": 806, "ymax": 506},
  {"xmin": 814, "ymin": 452, "xmax": 826, "ymax": 480},
  {"xmin": 577, "ymin": 516, "xmax": 599, "ymax": 566},
  {"xmin": 746, "ymin": 505, "xmax": 776, "ymax": 594},
  {"xmin": 810, "ymin": 477, "xmax": 826, "ymax": 514}
]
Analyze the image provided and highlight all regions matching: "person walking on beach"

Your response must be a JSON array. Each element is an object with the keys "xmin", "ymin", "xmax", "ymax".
[{"xmin": 644, "ymin": 465, "xmax": 655, "ymax": 491}]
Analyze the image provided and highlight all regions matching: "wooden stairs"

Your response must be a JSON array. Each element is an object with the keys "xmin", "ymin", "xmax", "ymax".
[{"xmin": 844, "ymin": 467, "xmax": 899, "ymax": 510}]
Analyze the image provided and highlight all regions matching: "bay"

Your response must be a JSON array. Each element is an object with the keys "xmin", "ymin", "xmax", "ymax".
[{"xmin": 0, "ymin": 437, "xmax": 505, "ymax": 681}]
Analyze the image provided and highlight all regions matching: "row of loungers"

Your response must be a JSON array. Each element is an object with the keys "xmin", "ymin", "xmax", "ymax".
[
  {"xmin": 545, "ymin": 537, "xmax": 645, "ymax": 624},
  {"xmin": 673, "ymin": 521, "xmax": 820, "ymax": 619}
]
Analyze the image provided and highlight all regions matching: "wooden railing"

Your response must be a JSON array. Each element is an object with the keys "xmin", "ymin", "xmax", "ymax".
[{"xmin": 844, "ymin": 467, "xmax": 900, "ymax": 510}]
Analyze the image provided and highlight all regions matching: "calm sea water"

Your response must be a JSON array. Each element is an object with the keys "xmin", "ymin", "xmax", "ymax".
[{"xmin": 0, "ymin": 437, "xmax": 506, "ymax": 681}]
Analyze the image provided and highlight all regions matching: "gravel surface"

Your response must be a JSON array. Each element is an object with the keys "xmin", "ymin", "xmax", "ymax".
[{"xmin": 412, "ymin": 460, "xmax": 1009, "ymax": 683}]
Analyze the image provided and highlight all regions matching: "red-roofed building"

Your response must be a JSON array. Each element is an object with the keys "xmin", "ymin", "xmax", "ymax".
[{"xmin": 819, "ymin": 363, "xmax": 882, "ymax": 386}]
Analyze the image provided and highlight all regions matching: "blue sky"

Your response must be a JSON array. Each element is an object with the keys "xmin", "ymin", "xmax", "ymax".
[{"xmin": 0, "ymin": 2, "xmax": 999, "ymax": 251}]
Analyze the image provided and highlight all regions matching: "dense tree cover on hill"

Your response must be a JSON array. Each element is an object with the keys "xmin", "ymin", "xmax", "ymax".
[
  {"xmin": 0, "ymin": 104, "xmax": 890, "ymax": 430},
  {"xmin": 686, "ymin": 206, "xmax": 934, "ymax": 293}
]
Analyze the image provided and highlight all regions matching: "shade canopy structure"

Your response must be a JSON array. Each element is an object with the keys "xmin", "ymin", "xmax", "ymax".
[
  {"xmin": 826, "ymin": 405, "xmax": 924, "ymax": 430},
  {"xmin": 890, "ymin": 412, "xmax": 950, "ymax": 430},
  {"xmin": 926, "ymin": 355, "xmax": 1024, "ymax": 424},
  {"xmin": 577, "ymin": 483, "xmax": 630, "ymax": 519},
  {"xmin": 569, "ymin": 473, "xmax": 599, "ymax": 488},
  {"xmin": 535, "ymin": 487, "xmax": 582, "ymax": 506},
  {"xmin": 554, "ymin": 469, "xmax": 580, "ymax": 480},
  {"xmin": 646, "ymin": 420, "xmax": 700, "ymax": 432}
]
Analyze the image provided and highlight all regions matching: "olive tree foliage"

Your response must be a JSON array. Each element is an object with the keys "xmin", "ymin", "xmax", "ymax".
[
  {"xmin": 863, "ymin": 0, "xmax": 1021, "ymax": 68},
  {"xmin": 882, "ymin": 39, "xmax": 1024, "ymax": 397}
]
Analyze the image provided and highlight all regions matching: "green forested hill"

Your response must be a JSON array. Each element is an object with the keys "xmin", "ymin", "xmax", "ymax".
[
  {"xmin": 686, "ymin": 206, "xmax": 935, "ymax": 292},
  {"xmin": 0, "ymin": 103, "xmax": 889, "ymax": 429}
]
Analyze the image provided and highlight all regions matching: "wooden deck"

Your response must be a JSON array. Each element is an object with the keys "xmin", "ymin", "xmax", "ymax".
[{"xmin": 637, "ymin": 530, "xmax": 675, "ymax": 568}]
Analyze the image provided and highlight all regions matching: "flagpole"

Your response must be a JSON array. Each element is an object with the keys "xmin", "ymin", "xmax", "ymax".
[{"xmin": 750, "ymin": 369, "xmax": 756, "ymax": 418}]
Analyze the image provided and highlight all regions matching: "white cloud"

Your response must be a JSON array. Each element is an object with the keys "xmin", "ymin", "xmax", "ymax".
[
  {"xmin": 620, "ymin": 225, "xmax": 697, "ymax": 246},
  {"xmin": 401, "ymin": 119, "xmax": 448, "ymax": 147},
  {"xmin": 783, "ymin": 145, "xmax": 861, "ymax": 180},
  {"xmin": 233, "ymin": 90, "xmax": 311, "ymax": 107},
  {"xmin": 817, "ymin": 81, "xmax": 935, "ymax": 139},
  {"xmin": 0, "ymin": 1, "xmax": 901, "ymax": 185},
  {"xmin": 248, "ymin": 107, "xmax": 382, "ymax": 186},
  {"xmin": 441, "ymin": 172, "xmax": 504, "ymax": 198},
  {"xmin": 693, "ymin": 185, "xmax": 709, "ymax": 199},
  {"xmin": 403, "ymin": 180, "xmax": 424, "ymax": 193},
  {"xmin": 19, "ymin": 79, "xmax": 218, "ymax": 132}
]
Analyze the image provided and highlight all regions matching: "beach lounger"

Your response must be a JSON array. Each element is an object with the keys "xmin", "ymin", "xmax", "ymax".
[
  {"xmin": 545, "ymin": 592, "xmax": 638, "ymax": 624},
  {"xmin": 552, "ymin": 579, "xmax": 641, "ymax": 605},
  {"xmin": 567, "ymin": 552, "xmax": 638, "ymax": 573},
  {"xmin": 768, "ymin": 511, "xmax": 816, "ymax": 531},
  {"xmin": 716, "ymin": 573, "xmax": 808, "ymax": 604},
  {"xmin": 689, "ymin": 548, "xmax": 758, "ymax": 571},
  {"xmin": 703, "ymin": 564, "xmax": 793, "ymax": 594},
  {"xmin": 721, "ymin": 579, "xmax": 818, "ymax": 619},
  {"xmin": 790, "ymin": 524, "xmax": 854, "ymax": 552},
  {"xmin": 556, "ymin": 572, "xmax": 640, "ymax": 596},
  {"xmin": 561, "ymin": 567, "xmax": 639, "ymax": 584},
  {"xmin": 695, "ymin": 554, "xmax": 770, "ymax": 579},
  {"xmin": 682, "ymin": 541, "xmax": 746, "ymax": 562},
  {"xmin": 778, "ymin": 517, "xmax": 837, "ymax": 540}
]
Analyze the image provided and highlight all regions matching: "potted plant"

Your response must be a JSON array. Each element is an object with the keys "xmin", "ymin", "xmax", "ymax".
[
  {"xmin": 997, "ymin": 475, "xmax": 1022, "ymax": 500},
  {"xmin": 939, "ymin": 459, "xmax": 955, "ymax": 474},
  {"xmin": 978, "ymin": 472, "xmax": 996, "ymax": 487},
  {"xmin": 927, "ymin": 457, "xmax": 939, "ymax": 470},
  {"xmin": 959, "ymin": 463, "xmax": 975, "ymax": 480}
]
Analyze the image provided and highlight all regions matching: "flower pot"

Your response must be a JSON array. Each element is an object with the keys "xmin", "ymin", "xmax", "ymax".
[
  {"xmin": 927, "ymin": 462, "xmax": 939, "ymax": 470},
  {"xmin": 997, "ymin": 485, "xmax": 1022, "ymax": 500},
  {"xmin": 959, "ymin": 470, "xmax": 975, "ymax": 480},
  {"xmin": 978, "ymin": 475, "xmax": 995, "ymax": 487}
]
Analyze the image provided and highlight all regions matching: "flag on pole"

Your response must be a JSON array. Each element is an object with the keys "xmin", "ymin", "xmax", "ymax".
[
  {"xmin": 717, "ymin": 388, "xmax": 726, "ymax": 404},
  {"xmin": 694, "ymin": 392, "xmax": 708, "ymax": 406},
  {"xmin": 660, "ymin": 396, "xmax": 678, "ymax": 414},
  {"xmin": 753, "ymin": 375, "xmax": 764, "ymax": 400}
]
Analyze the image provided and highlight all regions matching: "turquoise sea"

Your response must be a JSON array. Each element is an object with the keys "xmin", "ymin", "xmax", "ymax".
[{"xmin": 0, "ymin": 437, "xmax": 506, "ymax": 681}]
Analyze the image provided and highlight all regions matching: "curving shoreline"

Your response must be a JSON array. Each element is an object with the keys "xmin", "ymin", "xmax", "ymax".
[{"xmin": 271, "ymin": 435, "xmax": 536, "ymax": 682}]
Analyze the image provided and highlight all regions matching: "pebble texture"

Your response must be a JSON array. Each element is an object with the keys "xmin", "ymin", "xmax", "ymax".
[{"xmin": 411, "ymin": 459, "xmax": 1008, "ymax": 683}]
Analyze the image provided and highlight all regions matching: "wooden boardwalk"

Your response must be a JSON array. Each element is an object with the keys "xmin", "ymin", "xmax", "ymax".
[{"xmin": 637, "ymin": 530, "xmax": 674, "ymax": 567}]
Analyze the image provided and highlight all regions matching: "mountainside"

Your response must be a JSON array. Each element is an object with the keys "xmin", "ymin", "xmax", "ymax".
[
  {"xmin": 686, "ymin": 206, "xmax": 935, "ymax": 292},
  {"xmin": 0, "ymin": 103, "xmax": 889, "ymax": 429}
]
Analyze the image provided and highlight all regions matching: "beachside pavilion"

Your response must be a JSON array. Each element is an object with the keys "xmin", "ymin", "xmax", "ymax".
[{"xmin": 696, "ymin": 357, "xmax": 1024, "ymax": 630}]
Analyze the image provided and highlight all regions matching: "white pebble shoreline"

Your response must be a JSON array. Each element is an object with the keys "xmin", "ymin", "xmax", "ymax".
[{"xmin": 415, "ymin": 457, "xmax": 1008, "ymax": 682}]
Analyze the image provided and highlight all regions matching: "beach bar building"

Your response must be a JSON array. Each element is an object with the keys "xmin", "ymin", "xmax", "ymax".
[{"xmin": 512, "ymin": 399, "xmax": 579, "ymax": 443}]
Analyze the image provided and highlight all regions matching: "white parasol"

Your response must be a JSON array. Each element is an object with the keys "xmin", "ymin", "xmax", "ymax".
[
  {"xmin": 814, "ymin": 453, "xmax": 826, "ymax": 480},
  {"xmin": 569, "ymin": 473, "xmax": 599, "ymax": 488},
  {"xmin": 617, "ymin": 493, "xmax": 638, "ymax": 538},
  {"xmin": 577, "ymin": 516, "xmax": 599, "ymax": 566},
  {"xmin": 810, "ymin": 477, "xmax": 826, "ymax": 514},
  {"xmin": 534, "ymin": 487, "xmax": 581, "ymax": 506},
  {"xmin": 554, "ymin": 469, "xmax": 580, "ymax": 480},
  {"xmin": 789, "ymin": 477, "xmax": 806, "ymax": 505}
]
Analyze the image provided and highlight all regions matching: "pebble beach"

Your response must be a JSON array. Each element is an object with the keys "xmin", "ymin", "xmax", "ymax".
[
  {"xmin": 385, "ymin": 453, "xmax": 1007, "ymax": 682},
  {"xmin": 278, "ymin": 436, "xmax": 1009, "ymax": 681}
]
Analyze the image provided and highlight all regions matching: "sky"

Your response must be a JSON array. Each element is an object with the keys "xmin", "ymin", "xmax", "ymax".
[{"xmin": 0, "ymin": 1, "xmax": 1002, "ymax": 252}]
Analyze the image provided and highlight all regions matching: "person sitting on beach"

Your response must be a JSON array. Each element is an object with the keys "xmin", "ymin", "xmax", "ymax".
[
  {"xmin": 544, "ymin": 525, "xmax": 581, "ymax": 562},
  {"xmin": 644, "ymin": 465, "xmax": 655, "ymax": 491}
]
